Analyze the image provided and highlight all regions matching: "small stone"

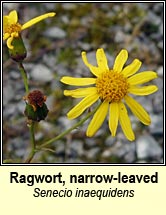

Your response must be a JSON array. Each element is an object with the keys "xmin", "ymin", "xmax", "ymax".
[
  {"xmin": 3, "ymin": 84, "xmax": 15, "ymax": 106},
  {"xmin": 43, "ymin": 27, "xmax": 66, "ymax": 39},
  {"xmin": 30, "ymin": 64, "xmax": 54, "ymax": 83},
  {"xmin": 85, "ymin": 147, "xmax": 100, "ymax": 159},
  {"xmin": 105, "ymin": 136, "xmax": 116, "ymax": 147},
  {"xmin": 149, "ymin": 114, "xmax": 163, "ymax": 135},
  {"xmin": 10, "ymin": 70, "xmax": 21, "ymax": 80},
  {"xmin": 114, "ymin": 31, "xmax": 126, "ymax": 43},
  {"xmin": 157, "ymin": 66, "xmax": 163, "ymax": 76},
  {"xmin": 62, "ymin": 3, "xmax": 77, "ymax": 10},
  {"xmin": 136, "ymin": 135, "xmax": 162, "ymax": 160},
  {"xmin": 70, "ymin": 140, "xmax": 84, "ymax": 156}
]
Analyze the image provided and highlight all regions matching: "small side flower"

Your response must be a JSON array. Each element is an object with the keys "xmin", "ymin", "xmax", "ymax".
[{"xmin": 3, "ymin": 10, "xmax": 56, "ymax": 50}]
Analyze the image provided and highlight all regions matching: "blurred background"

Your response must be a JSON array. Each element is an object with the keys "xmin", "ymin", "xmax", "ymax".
[{"xmin": 3, "ymin": 2, "xmax": 164, "ymax": 164}]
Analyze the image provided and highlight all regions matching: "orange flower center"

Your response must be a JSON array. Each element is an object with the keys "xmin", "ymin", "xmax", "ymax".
[
  {"xmin": 5, "ymin": 23, "xmax": 22, "ymax": 34},
  {"xmin": 96, "ymin": 70, "xmax": 129, "ymax": 102}
]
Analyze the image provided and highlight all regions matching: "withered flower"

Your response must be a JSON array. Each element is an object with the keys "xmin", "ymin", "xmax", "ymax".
[{"xmin": 23, "ymin": 90, "xmax": 49, "ymax": 122}]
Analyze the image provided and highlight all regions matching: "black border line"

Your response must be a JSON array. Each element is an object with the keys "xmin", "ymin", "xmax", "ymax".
[{"xmin": 1, "ymin": 1, "xmax": 165, "ymax": 167}]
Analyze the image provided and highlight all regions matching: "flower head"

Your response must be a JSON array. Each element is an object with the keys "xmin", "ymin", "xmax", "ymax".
[
  {"xmin": 61, "ymin": 49, "xmax": 158, "ymax": 141},
  {"xmin": 23, "ymin": 90, "xmax": 49, "ymax": 122},
  {"xmin": 3, "ymin": 10, "xmax": 56, "ymax": 49},
  {"xmin": 23, "ymin": 90, "xmax": 47, "ymax": 112}
]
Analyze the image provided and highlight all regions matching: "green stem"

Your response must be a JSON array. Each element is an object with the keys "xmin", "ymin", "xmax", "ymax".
[
  {"xmin": 18, "ymin": 62, "xmax": 29, "ymax": 94},
  {"xmin": 38, "ymin": 103, "xmax": 101, "ymax": 149},
  {"xmin": 17, "ymin": 62, "xmax": 36, "ymax": 163},
  {"xmin": 25, "ymin": 122, "xmax": 36, "ymax": 163}
]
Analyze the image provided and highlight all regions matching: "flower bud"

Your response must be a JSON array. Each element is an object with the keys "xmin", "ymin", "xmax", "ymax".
[{"xmin": 8, "ymin": 35, "xmax": 27, "ymax": 62}]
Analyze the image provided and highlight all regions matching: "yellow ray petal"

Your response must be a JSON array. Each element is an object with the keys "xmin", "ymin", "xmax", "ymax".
[
  {"xmin": 119, "ymin": 102, "xmax": 135, "ymax": 141},
  {"xmin": 3, "ymin": 16, "xmax": 9, "ymax": 32},
  {"xmin": 8, "ymin": 10, "xmax": 18, "ymax": 24},
  {"xmin": 124, "ymin": 95, "xmax": 151, "ymax": 125},
  {"xmin": 121, "ymin": 59, "xmax": 142, "ymax": 77},
  {"xmin": 109, "ymin": 102, "xmax": 119, "ymax": 136},
  {"xmin": 128, "ymin": 85, "xmax": 158, "ymax": 95},
  {"xmin": 21, "ymin": 12, "xmax": 56, "ymax": 30},
  {"xmin": 64, "ymin": 87, "xmax": 97, "ymax": 98},
  {"xmin": 86, "ymin": 101, "xmax": 109, "ymax": 137},
  {"xmin": 3, "ymin": 15, "xmax": 8, "ymax": 24},
  {"xmin": 113, "ymin": 49, "xmax": 128, "ymax": 73},
  {"xmin": 61, "ymin": 77, "xmax": 96, "ymax": 86},
  {"xmin": 7, "ymin": 36, "xmax": 14, "ymax": 49},
  {"xmin": 67, "ymin": 93, "xmax": 99, "ymax": 119},
  {"xmin": 82, "ymin": 51, "xmax": 102, "ymax": 77},
  {"xmin": 3, "ymin": 33, "xmax": 10, "ymax": 40},
  {"xmin": 96, "ymin": 48, "xmax": 109, "ymax": 71},
  {"xmin": 127, "ymin": 71, "xmax": 158, "ymax": 85}
]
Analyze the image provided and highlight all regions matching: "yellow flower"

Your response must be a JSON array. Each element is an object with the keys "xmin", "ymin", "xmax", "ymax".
[
  {"xmin": 61, "ymin": 49, "xmax": 158, "ymax": 141},
  {"xmin": 3, "ymin": 10, "xmax": 56, "ymax": 49}
]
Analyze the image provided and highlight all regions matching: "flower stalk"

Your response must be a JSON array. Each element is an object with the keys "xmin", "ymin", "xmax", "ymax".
[
  {"xmin": 18, "ymin": 62, "xmax": 29, "ymax": 94},
  {"xmin": 38, "ymin": 103, "xmax": 101, "ymax": 149},
  {"xmin": 16, "ymin": 62, "xmax": 37, "ymax": 163},
  {"xmin": 24, "ymin": 122, "xmax": 36, "ymax": 163}
]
